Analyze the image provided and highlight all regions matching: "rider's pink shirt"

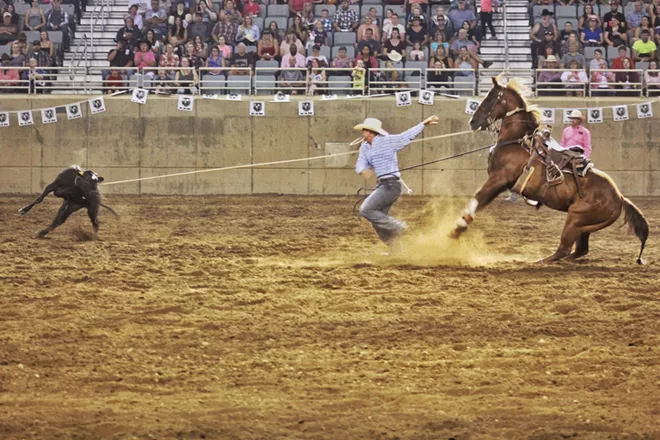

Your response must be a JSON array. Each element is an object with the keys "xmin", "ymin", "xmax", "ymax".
[{"xmin": 561, "ymin": 125, "xmax": 592, "ymax": 158}]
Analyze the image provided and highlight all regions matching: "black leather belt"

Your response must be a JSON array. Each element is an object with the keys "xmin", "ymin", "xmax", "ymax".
[{"xmin": 377, "ymin": 176, "xmax": 400, "ymax": 185}]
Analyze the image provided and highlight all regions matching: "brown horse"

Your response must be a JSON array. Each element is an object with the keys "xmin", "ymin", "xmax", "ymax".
[{"xmin": 450, "ymin": 76, "xmax": 649, "ymax": 264}]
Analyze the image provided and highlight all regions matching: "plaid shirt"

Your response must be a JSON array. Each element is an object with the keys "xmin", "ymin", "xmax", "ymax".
[
  {"xmin": 355, "ymin": 123, "xmax": 425, "ymax": 178},
  {"xmin": 334, "ymin": 8, "xmax": 358, "ymax": 30},
  {"xmin": 321, "ymin": 17, "xmax": 333, "ymax": 32},
  {"xmin": 213, "ymin": 21, "xmax": 237, "ymax": 45}
]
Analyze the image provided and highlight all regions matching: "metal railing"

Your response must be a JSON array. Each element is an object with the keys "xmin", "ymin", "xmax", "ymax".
[
  {"xmin": 478, "ymin": 68, "xmax": 533, "ymax": 95},
  {"xmin": 646, "ymin": 70, "xmax": 660, "ymax": 97},
  {"xmin": 424, "ymin": 68, "xmax": 476, "ymax": 95},
  {"xmin": 3, "ymin": 66, "xmax": 660, "ymax": 97},
  {"xmin": 0, "ymin": 67, "xmax": 31, "ymax": 93},
  {"xmin": 536, "ymin": 69, "xmax": 588, "ymax": 96}
]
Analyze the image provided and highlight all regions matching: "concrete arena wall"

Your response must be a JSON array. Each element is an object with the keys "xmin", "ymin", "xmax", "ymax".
[{"xmin": 0, "ymin": 96, "xmax": 659, "ymax": 196}]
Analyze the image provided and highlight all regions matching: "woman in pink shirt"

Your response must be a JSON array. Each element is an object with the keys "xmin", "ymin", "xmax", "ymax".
[{"xmin": 561, "ymin": 110, "xmax": 592, "ymax": 158}]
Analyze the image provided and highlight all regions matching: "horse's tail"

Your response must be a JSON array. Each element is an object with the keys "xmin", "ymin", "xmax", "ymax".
[
  {"xmin": 622, "ymin": 197, "xmax": 649, "ymax": 264},
  {"xmin": 100, "ymin": 203, "xmax": 120, "ymax": 218}
]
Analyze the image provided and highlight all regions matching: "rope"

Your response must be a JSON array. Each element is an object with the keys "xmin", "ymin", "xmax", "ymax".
[{"xmin": 101, "ymin": 129, "xmax": 476, "ymax": 186}]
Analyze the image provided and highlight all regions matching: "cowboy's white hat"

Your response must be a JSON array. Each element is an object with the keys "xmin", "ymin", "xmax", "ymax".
[
  {"xmin": 354, "ymin": 117, "xmax": 388, "ymax": 135},
  {"xmin": 387, "ymin": 51, "xmax": 402, "ymax": 62},
  {"xmin": 568, "ymin": 109, "xmax": 584, "ymax": 119},
  {"xmin": 545, "ymin": 55, "xmax": 558, "ymax": 63}
]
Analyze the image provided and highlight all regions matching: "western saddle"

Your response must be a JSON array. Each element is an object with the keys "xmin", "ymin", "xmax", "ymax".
[{"xmin": 513, "ymin": 128, "xmax": 593, "ymax": 198}]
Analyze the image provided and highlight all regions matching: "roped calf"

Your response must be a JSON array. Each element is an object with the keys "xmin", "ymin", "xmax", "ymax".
[{"xmin": 19, "ymin": 166, "xmax": 119, "ymax": 239}]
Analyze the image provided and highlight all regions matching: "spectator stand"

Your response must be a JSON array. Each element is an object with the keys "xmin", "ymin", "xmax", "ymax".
[
  {"xmin": 536, "ymin": 68, "xmax": 588, "ymax": 97},
  {"xmin": 424, "ymin": 68, "xmax": 477, "ymax": 96}
]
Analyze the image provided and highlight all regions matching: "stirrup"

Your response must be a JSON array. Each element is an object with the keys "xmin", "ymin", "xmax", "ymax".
[{"xmin": 546, "ymin": 162, "xmax": 563, "ymax": 185}]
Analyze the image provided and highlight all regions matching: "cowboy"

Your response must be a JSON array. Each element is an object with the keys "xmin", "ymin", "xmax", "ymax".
[
  {"xmin": 354, "ymin": 115, "xmax": 439, "ymax": 254},
  {"xmin": 561, "ymin": 110, "xmax": 592, "ymax": 158}
]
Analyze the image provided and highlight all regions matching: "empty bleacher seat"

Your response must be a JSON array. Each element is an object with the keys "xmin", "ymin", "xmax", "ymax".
[
  {"xmin": 334, "ymin": 32, "xmax": 357, "ymax": 45},
  {"xmin": 314, "ymin": 4, "xmax": 336, "ymax": 16},
  {"xmin": 453, "ymin": 75, "xmax": 475, "ymax": 96},
  {"xmin": 319, "ymin": 45, "xmax": 331, "ymax": 60},
  {"xmin": 267, "ymin": 4, "xmax": 289, "ymax": 16},
  {"xmin": 329, "ymin": 75, "xmax": 353, "ymax": 94},
  {"xmin": 252, "ymin": 16, "xmax": 264, "ymax": 30},
  {"xmin": 256, "ymin": 60, "xmax": 279, "ymax": 68},
  {"xmin": 201, "ymin": 76, "xmax": 226, "ymax": 95},
  {"xmin": 555, "ymin": 5, "xmax": 577, "ymax": 18},
  {"xmin": 388, "ymin": 5, "xmax": 406, "ymax": 18},
  {"xmin": 405, "ymin": 60, "xmax": 427, "ymax": 75}
]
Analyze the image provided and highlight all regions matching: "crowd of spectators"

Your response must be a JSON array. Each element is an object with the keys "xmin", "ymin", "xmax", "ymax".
[
  {"xmin": 530, "ymin": 0, "xmax": 660, "ymax": 95},
  {"xmin": 100, "ymin": 0, "xmax": 496, "ymax": 94}
]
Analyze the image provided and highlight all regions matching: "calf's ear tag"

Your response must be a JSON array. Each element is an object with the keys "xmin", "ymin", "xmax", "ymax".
[{"xmin": 78, "ymin": 171, "xmax": 84, "ymax": 176}]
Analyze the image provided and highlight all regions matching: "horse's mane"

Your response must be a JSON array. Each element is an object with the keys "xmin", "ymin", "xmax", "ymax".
[{"xmin": 500, "ymin": 77, "xmax": 543, "ymax": 127}]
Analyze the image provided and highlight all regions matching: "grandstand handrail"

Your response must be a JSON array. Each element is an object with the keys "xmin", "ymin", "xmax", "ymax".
[
  {"xmin": 645, "ymin": 70, "xmax": 660, "ymax": 97},
  {"xmin": 424, "ymin": 68, "xmax": 476, "ymax": 94},
  {"xmin": 0, "ymin": 67, "xmax": 31, "ymax": 93},
  {"xmin": 503, "ymin": 1, "xmax": 509, "ymax": 71},
  {"xmin": 33, "ymin": 66, "xmax": 88, "ymax": 94},
  {"xmin": 588, "ymin": 69, "xmax": 643, "ymax": 97},
  {"xmin": 536, "ymin": 68, "xmax": 588, "ymax": 96},
  {"xmin": 197, "ymin": 67, "xmax": 252, "ymax": 94},
  {"xmin": 368, "ymin": 68, "xmax": 423, "ymax": 95},
  {"xmin": 253, "ymin": 67, "xmax": 366, "ymax": 95}
]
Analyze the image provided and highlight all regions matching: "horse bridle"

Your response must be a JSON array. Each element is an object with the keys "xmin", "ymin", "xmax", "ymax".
[{"xmin": 476, "ymin": 88, "xmax": 527, "ymax": 133}]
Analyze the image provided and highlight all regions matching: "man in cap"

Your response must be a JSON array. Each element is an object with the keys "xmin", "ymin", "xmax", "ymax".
[
  {"xmin": 530, "ymin": 9, "xmax": 558, "ymax": 68},
  {"xmin": 0, "ymin": 12, "xmax": 18, "ymax": 45},
  {"xmin": 354, "ymin": 115, "xmax": 439, "ymax": 254},
  {"xmin": 561, "ymin": 110, "xmax": 592, "ymax": 158}
]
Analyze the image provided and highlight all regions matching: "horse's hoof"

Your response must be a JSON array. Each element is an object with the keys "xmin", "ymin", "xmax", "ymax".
[
  {"xmin": 449, "ymin": 228, "xmax": 466, "ymax": 239},
  {"xmin": 636, "ymin": 258, "xmax": 645, "ymax": 265},
  {"xmin": 18, "ymin": 208, "xmax": 28, "ymax": 216}
]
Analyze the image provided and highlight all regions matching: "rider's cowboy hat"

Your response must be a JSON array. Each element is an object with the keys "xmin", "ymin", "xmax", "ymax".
[
  {"xmin": 354, "ymin": 117, "xmax": 389, "ymax": 135},
  {"xmin": 388, "ymin": 50, "xmax": 402, "ymax": 62},
  {"xmin": 568, "ymin": 109, "xmax": 584, "ymax": 120}
]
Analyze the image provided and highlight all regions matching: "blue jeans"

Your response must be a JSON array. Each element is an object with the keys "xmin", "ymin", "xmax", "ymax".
[{"xmin": 359, "ymin": 179, "xmax": 406, "ymax": 244}]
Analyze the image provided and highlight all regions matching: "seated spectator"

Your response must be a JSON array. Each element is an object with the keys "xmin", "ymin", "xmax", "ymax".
[
  {"xmin": 221, "ymin": 0, "xmax": 242, "ymax": 25},
  {"xmin": 128, "ymin": 5, "xmax": 143, "ymax": 30},
  {"xmin": 448, "ymin": 0, "xmax": 476, "ymax": 35},
  {"xmin": 319, "ymin": 9, "xmax": 333, "ymax": 33},
  {"xmin": 590, "ymin": 58, "xmax": 615, "ymax": 94},
  {"xmin": 605, "ymin": 17, "xmax": 628, "ymax": 47},
  {"xmin": 382, "ymin": 8, "xmax": 393, "ymax": 31},
  {"xmin": 189, "ymin": 12, "xmax": 210, "ymax": 43},
  {"xmin": 0, "ymin": 11, "xmax": 18, "ymax": 45},
  {"xmin": 104, "ymin": 68, "xmax": 124, "ymax": 94},
  {"xmin": 280, "ymin": 57, "xmax": 305, "ymax": 93},
  {"xmin": 289, "ymin": 14, "xmax": 307, "ymax": 43},
  {"xmin": 10, "ymin": 42, "xmax": 26, "ymax": 67},
  {"xmin": 653, "ymin": 5, "xmax": 660, "ymax": 44},
  {"xmin": 305, "ymin": 44, "xmax": 328, "ymax": 66},
  {"xmin": 560, "ymin": 42, "xmax": 586, "ymax": 68},
  {"xmin": 578, "ymin": 4, "xmax": 599, "ymax": 30},
  {"xmin": 407, "ymin": 16, "xmax": 429, "ymax": 46},
  {"xmin": 358, "ymin": 16, "xmax": 380, "ymax": 42},
  {"xmin": 175, "ymin": 56, "xmax": 199, "ymax": 94},
  {"xmin": 306, "ymin": 58, "xmax": 326, "ymax": 95},
  {"xmin": 352, "ymin": 59, "xmax": 365, "ymax": 90},
  {"xmin": 197, "ymin": 1, "xmax": 218, "ymax": 25},
  {"xmin": 308, "ymin": 20, "xmax": 329, "ymax": 48},
  {"xmin": 383, "ymin": 28, "xmax": 406, "ymax": 60},
  {"xmin": 129, "ymin": 0, "xmax": 149, "ymax": 15},
  {"xmin": 15, "ymin": 32, "xmax": 29, "ymax": 55},
  {"xmin": 0, "ymin": 53, "xmax": 19, "ymax": 90},
  {"xmin": 632, "ymin": 29, "xmax": 657, "ymax": 60},
  {"xmin": 645, "ymin": 59, "xmax": 660, "ymax": 93},
  {"xmin": 267, "ymin": 20, "xmax": 284, "ymax": 43},
  {"xmin": 39, "ymin": 31, "xmax": 54, "ymax": 61},
  {"xmin": 242, "ymin": 0, "xmax": 261, "ymax": 17},
  {"xmin": 357, "ymin": 28, "xmax": 381, "ymax": 55},
  {"xmin": 331, "ymin": 45, "xmax": 353, "ymax": 74},
  {"xmin": 216, "ymin": 35, "xmax": 232, "ymax": 59},
  {"xmin": 46, "ymin": 0, "xmax": 70, "ymax": 50},
  {"xmin": 377, "ymin": 59, "xmax": 402, "ymax": 89},
  {"xmin": 634, "ymin": 16, "xmax": 654, "ymax": 42},
  {"xmin": 237, "ymin": 14, "xmax": 260, "ymax": 46},
  {"xmin": 145, "ymin": 29, "xmax": 163, "ymax": 56},
  {"xmin": 144, "ymin": 0, "xmax": 168, "ymax": 38},
  {"xmin": 117, "ymin": 16, "xmax": 140, "ymax": 49},
  {"xmin": 560, "ymin": 60, "xmax": 588, "ymax": 96},
  {"xmin": 537, "ymin": 55, "xmax": 562, "ymax": 95},
  {"xmin": 626, "ymin": 1, "xmax": 649, "ymax": 39},
  {"xmin": 581, "ymin": 16, "xmax": 603, "ymax": 46},
  {"xmin": 355, "ymin": 44, "xmax": 378, "ymax": 69},
  {"xmin": 23, "ymin": 57, "xmax": 45, "ymax": 93},
  {"xmin": 107, "ymin": 40, "xmax": 134, "ymax": 80},
  {"xmin": 300, "ymin": 2, "xmax": 315, "ymax": 28},
  {"xmin": 258, "ymin": 31, "xmax": 279, "ymax": 61},
  {"xmin": 288, "ymin": 0, "xmax": 306, "ymax": 17},
  {"xmin": 611, "ymin": 45, "xmax": 640, "ymax": 88},
  {"xmin": 562, "ymin": 33, "xmax": 582, "ymax": 57},
  {"xmin": 280, "ymin": 32, "xmax": 305, "ymax": 56},
  {"xmin": 135, "ymin": 40, "xmax": 158, "ymax": 76},
  {"xmin": 407, "ymin": 5, "xmax": 428, "ymax": 27},
  {"xmin": 408, "ymin": 41, "xmax": 425, "ymax": 61},
  {"xmin": 429, "ymin": 44, "xmax": 453, "ymax": 69},
  {"xmin": 530, "ymin": 9, "xmax": 558, "ymax": 68},
  {"xmin": 213, "ymin": 11, "xmax": 238, "ymax": 47},
  {"xmin": 193, "ymin": 35, "xmax": 208, "ymax": 60},
  {"xmin": 454, "ymin": 46, "xmax": 477, "ymax": 75},
  {"xmin": 602, "ymin": 0, "xmax": 626, "ymax": 30},
  {"xmin": 153, "ymin": 69, "xmax": 174, "ymax": 94},
  {"xmin": 333, "ymin": 0, "xmax": 359, "ymax": 33},
  {"xmin": 459, "ymin": 19, "xmax": 479, "ymax": 47},
  {"xmin": 431, "ymin": 7, "xmax": 453, "ymax": 35},
  {"xmin": 28, "ymin": 40, "xmax": 52, "ymax": 67},
  {"xmin": 159, "ymin": 43, "xmax": 181, "ymax": 68},
  {"xmin": 588, "ymin": 48, "xmax": 606, "ymax": 70},
  {"xmin": 168, "ymin": 16, "xmax": 188, "ymax": 44},
  {"xmin": 184, "ymin": 41, "xmax": 204, "ymax": 68},
  {"xmin": 4, "ymin": 4, "xmax": 19, "ymax": 26},
  {"xmin": 382, "ymin": 13, "xmax": 405, "ymax": 42},
  {"xmin": 205, "ymin": 46, "xmax": 225, "ymax": 78},
  {"xmin": 538, "ymin": 30, "xmax": 561, "ymax": 65},
  {"xmin": 24, "ymin": 0, "xmax": 45, "ymax": 32},
  {"xmin": 451, "ymin": 28, "xmax": 492, "ymax": 67},
  {"xmin": 363, "ymin": 7, "xmax": 380, "ymax": 26},
  {"xmin": 427, "ymin": 59, "xmax": 452, "ymax": 88},
  {"xmin": 281, "ymin": 43, "xmax": 306, "ymax": 67},
  {"xmin": 168, "ymin": 0, "xmax": 192, "ymax": 27}
]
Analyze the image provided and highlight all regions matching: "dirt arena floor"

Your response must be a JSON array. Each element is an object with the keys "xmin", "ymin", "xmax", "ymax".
[{"xmin": 0, "ymin": 194, "xmax": 658, "ymax": 440}]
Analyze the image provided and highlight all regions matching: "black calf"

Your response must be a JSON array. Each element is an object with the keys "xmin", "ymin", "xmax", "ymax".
[{"xmin": 19, "ymin": 166, "xmax": 118, "ymax": 239}]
